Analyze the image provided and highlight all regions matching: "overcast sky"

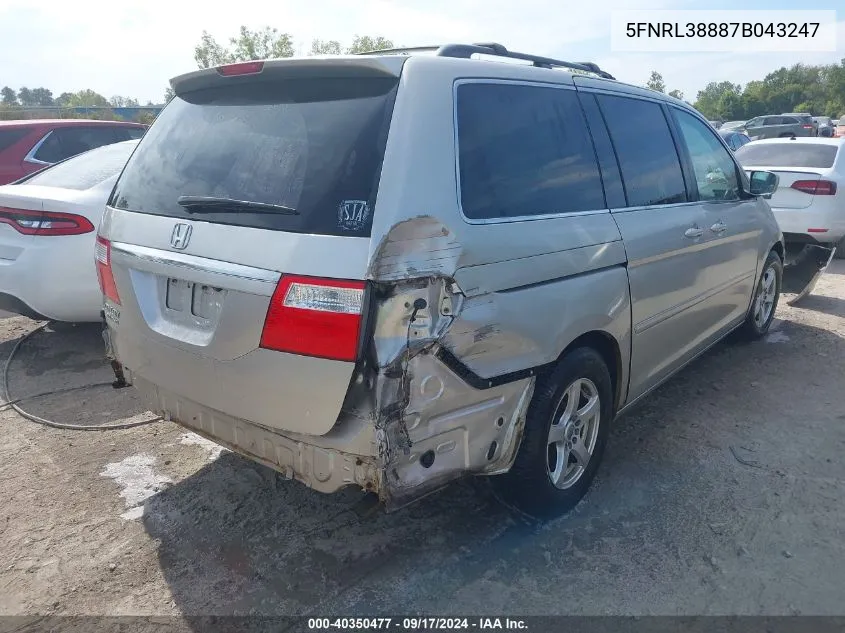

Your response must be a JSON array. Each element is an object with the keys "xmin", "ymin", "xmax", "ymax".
[{"xmin": 0, "ymin": 0, "xmax": 841, "ymax": 104}]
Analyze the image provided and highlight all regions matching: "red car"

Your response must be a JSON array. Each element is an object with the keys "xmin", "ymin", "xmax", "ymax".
[{"xmin": 0, "ymin": 119, "xmax": 146, "ymax": 185}]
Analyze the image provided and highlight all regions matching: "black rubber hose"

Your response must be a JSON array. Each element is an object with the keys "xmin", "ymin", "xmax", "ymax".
[{"xmin": 1, "ymin": 321, "xmax": 162, "ymax": 430}]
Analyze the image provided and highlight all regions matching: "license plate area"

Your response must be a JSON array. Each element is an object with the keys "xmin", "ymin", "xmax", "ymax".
[{"xmin": 165, "ymin": 277, "xmax": 226, "ymax": 321}]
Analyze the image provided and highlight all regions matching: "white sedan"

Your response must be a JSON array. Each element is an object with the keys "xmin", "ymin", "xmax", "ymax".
[
  {"xmin": 736, "ymin": 137, "xmax": 845, "ymax": 246},
  {"xmin": 0, "ymin": 140, "xmax": 138, "ymax": 322}
]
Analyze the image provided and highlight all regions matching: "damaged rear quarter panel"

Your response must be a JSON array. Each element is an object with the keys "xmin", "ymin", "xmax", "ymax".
[{"xmin": 357, "ymin": 58, "xmax": 633, "ymax": 507}]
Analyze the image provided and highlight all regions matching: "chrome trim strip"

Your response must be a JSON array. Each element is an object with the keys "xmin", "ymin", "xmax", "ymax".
[
  {"xmin": 23, "ymin": 130, "xmax": 54, "ymax": 166},
  {"xmin": 110, "ymin": 242, "xmax": 281, "ymax": 284}
]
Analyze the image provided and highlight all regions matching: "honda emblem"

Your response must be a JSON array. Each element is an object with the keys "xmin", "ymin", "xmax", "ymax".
[{"xmin": 170, "ymin": 223, "xmax": 192, "ymax": 250}]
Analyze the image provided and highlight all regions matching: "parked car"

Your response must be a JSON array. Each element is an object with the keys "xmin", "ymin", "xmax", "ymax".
[
  {"xmin": 835, "ymin": 117, "xmax": 845, "ymax": 138},
  {"xmin": 720, "ymin": 120, "xmax": 747, "ymax": 131},
  {"xmin": 0, "ymin": 140, "xmax": 139, "ymax": 322},
  {"xmin": 98, "ymin": 45, "xmax": 783, "ymax": 519},
  {"xmin": 736, "ymin": 138, "xmax": 843, "ymax": 300},
  {"xmin": 740, "ymin": 115, "xmax": 815, "ymax": 140},
  {"xmin": 813, "ymin": 116, "xmax": 835, "ymax": 138},
  {"xmin": 719, "ymin": 129, "xmax": 752, "ymax": 151},
  {"xmin": 782, "ymin": 112, "xmax": 818, "ymax": 135},
  {"xmin": 0, "ymin": 119, "xmax": 145, "ymax": 185},
  {"xmin": 708, "ymin": 120, "xmax": 723, "ymax": 129}
]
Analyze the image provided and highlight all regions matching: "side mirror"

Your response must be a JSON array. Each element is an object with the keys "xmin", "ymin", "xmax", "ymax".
[{"xmin": 748, "ymin": 170, "xmax": 779, "ymax": 197}]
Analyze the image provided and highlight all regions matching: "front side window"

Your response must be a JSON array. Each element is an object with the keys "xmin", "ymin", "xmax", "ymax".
[
  {"xmin": 597, "ymin": 95, "xmax": 687, "ymax": 207},
  {"xmin": 456, "ymin": 82, "xmax": 604, "ymax": 220},
  {"xmin": 674, "ymin": 110, "xmax": 740, "ymax": 202}
]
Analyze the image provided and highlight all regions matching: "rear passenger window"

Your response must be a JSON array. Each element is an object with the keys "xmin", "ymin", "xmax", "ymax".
[
  {"xmin": 34, "ymin": 127, "xmax": 119, "ymax": 164},
  {"xmin": 456, "ymin": 82, "xmax": 605, "ymax": 220},
  {"xmin": 674, "ymin": 110, "xmax": 740, "ymax": 201},
  {"xmin": 596, "ymin": 95, "xmax": 687, "ymax": 207},
  {"xmin": 0, "ymin": 129, "xmax": 28, "ymax": 153}
]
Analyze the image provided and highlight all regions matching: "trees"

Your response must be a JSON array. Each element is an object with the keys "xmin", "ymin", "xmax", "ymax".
[
  {"xmin": 110, "ymin": 96, "xmax": 140, "ymax": 107},
  {"xmin": 194, "ymin": 27, "xmax": 394, "ymax": 69},
  {"xmin": 668, "ymin": 89, "xmax": 684, "ymax": 101},
  {"xmin": 646, "ymin": 71, "xmax": 665, "ymax": 93},
  {"xmin": 0, "ymin": 87, "xmax": 17, "ymax": 105}
]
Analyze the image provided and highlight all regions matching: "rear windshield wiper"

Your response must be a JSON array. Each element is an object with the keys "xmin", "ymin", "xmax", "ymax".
[{"xmin": 177, "ymin": 196, "xmax": 299, "ymax": 215}]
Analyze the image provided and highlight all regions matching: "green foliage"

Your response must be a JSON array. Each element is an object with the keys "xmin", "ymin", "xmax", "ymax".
[
  {"xmin": 164, "ymin": 87, "xmax": 175, "ymax": 103},
  {"xmin": 194, "ymin": 26, "xmax": 295, "ymax": 68},
  {"xmin": 194, "ymin": 27, "xmax": 394, "ymax": 69},
  {"xmin": 668, "ymin": 89, "xmax": 684, "ymax": 100},
  {"xmin": 310, "ymin": 39, "xmax": 343, "ymax": 55},
  {"xmin": 346, "ymin": 35, "xmax": 394, "ymax": 54},
  {"xmin": 646, "ymin": 71, "xmax": 665, "ymax": 93},
  {"xmin": 692, "ymin": 59, "xmax": 845, "ymax": 120},
  {"xmin": 63, "ymin": 89, "xmax": 110, "ymax": 108},
  {"xmin": 0, "ymin": 86, "xmax": 17, "ymax": 105},
  {"xmin": 110, "ymin": 95, "xmax": 140, "ymax": 107}
]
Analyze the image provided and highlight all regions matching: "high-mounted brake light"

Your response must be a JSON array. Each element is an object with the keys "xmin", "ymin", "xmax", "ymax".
[
  {"xmin": 791, "ymin": 180, "xmax": 837, "ymax": 195},
  {"xmin": 216, "ymin": 60, "xmax": 265, "ymax": 76},
  {"xmin": 95, "ymin": 236, "xmax": 121, "ymax": 305},
  {"xmin": 260, "ymin": 275, "xmax": 366, "ymax": 362},
  {"xmin": 0, "ymin": 206, "xmax": 94, "ymax": 236}
]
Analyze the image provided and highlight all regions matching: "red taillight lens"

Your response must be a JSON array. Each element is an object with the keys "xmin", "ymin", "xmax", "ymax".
[
  {"xmin": 95, "ymin": 236, "xmax": 121, "ymax": 305},
  {"xmin": 260, "ymin": 275, "xmax": 365, "ymax": 362},
  {"xmin": 790, "ymin": 180, "xmax": 837, "ymax": 195},
  {"xmin": 216, "ymin": 61, "xmax": 264, "ymax": 76},
  {"xmin": 0, "ymin": 206, "xmax": 94, "ymax": 236},
  {"xmin": 802, "ymin": 124, "xmax": 814, "ymax": 129}
]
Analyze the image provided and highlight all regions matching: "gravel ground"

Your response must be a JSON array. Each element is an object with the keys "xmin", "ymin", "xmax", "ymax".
[{"xmin": 1, "ymin": 265, "xmax": 845, "ymax": 617}]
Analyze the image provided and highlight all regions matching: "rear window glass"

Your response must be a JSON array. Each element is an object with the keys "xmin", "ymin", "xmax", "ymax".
[
  {"xmin": 109, "ymin": 78, "xmax": 398, "ymax": 237},
  {"xmin": 735, "ymin": 143, "xmax": 838, "ymax": 168},
  {"xmin": 456, "ymin": 82, "xmax": 605, "ymax": 220},
  {"xmin": 0, "ymin": 128, "xmax": 29, "ymax": 152},
  {"xmin": 25, "ymin": 141, "xmax": 137, "ymax": 190}
]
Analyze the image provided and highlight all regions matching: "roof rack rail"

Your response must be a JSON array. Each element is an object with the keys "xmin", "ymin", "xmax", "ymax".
[{"xmin": 355, "ymin": 42, "xmax": 615, "ymax": 80}]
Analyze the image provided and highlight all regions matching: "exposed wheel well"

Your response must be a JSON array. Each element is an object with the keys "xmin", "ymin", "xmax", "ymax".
[
  {"xmin": 556, "ymin": 331, "xmax": 622, "ymax": 412},
  {"xmin": 771, "ymin": 241, "xmax": 784, "ymax": 262}
]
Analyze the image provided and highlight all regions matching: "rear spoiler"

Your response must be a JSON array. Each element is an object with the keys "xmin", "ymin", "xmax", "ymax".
[{"xmin": 170, "ymin": 56, "xmax": 407, "ymax": 96}]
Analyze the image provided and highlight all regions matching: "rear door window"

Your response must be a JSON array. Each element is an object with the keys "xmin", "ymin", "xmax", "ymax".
[
  {"xmin": 456, "ymin": 82, "xmax": 605, "ymax": 220},
  {"xmin": 33, "ymin": 127, "xmax": 120, "ymax": 164},
  {"xmin": 0, "ymin": 129, "xmax": 29, "ymax": 153},
  {"xmin": 735, "ymin": 143, "xmax": 838, "ymax": 168},
  {"xmin": 110, "ymin": 77, "xmax": 398, "ymax": 237},
  {"xmin": 596, "ymin": 95, "xmax": 687, "ymax": 207},
  {"xmin": 25, "ymin": 141, "xmax": 136, "ymax": 190}
]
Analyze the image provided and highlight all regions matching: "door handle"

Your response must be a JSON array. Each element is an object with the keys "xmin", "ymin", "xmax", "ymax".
[
  {"xmin": 684, "ymin": 226, "xmax": 704, "ymax": 239},
  {"xmin": 710, "ymin": 221, "xmax": 728, "ymax": 234}
]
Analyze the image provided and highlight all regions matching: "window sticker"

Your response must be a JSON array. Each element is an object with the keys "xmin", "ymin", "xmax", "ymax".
[{"xmin": 338, "ymin": 200, "xmax": 370, "ymax": 232}]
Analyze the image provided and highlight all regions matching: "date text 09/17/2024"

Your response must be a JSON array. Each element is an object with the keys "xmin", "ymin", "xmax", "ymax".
[{"xmin": 307, "ymin": 618, "xmax": 529, "ymax": 630}]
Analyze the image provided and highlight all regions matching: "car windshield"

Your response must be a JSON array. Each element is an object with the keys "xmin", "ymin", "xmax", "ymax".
[
  {"xmin": 23, "ymin": 140, "xmax": 137, "ymax": 190},
  {"xmin": 735, "ymin": 143, "xmax": 838, "ymax": 168}
]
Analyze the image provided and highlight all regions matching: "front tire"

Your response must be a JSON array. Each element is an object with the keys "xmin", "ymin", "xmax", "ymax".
[
  {"xmin": 492, "ymin": 347, "xmax": 613, "ymax": 519},
  {"xmin": 740, "ymin": 250, "xmax": 782, "ymax": 340}
]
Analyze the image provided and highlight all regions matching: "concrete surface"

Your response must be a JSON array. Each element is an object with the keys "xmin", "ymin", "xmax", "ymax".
[{"xmin": 1, "ymin": 264, "xmax": 845, "ymax": 617}]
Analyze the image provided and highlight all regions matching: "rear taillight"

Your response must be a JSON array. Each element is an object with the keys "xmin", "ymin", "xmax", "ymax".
[
  {"xmin": 216, "ymin": 61, "xmax": 264, "ymax": 76},
  {"xmin": 790, "ymin": 180, "xmax": 837, "ymax": 195},
  {"xmin": 260, "ymin": 275, "xmax": 365, "ymax": 362},
  {"xmin": 95, "ymin": 236, "xmax": 121, "ymax": 305},
  {"xmin": 0, "ymin": 206, "xmax": 94, "ymax": 236},
  {"xmin": 802, "ymin": 124, "xmax": 814, "ymax": 129}
]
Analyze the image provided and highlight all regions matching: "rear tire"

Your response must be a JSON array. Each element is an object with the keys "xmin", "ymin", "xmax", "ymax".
[
  {"xmin": 491, "ymin": 347, "xmax": 613, "ymax": 519},
  {"xmin": 740, "ymin": 250, "xmax": 782, "ymax": 340}
]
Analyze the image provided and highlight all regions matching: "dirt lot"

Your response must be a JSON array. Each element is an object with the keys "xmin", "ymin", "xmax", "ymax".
[{"xmin": 2, "ymin": 265, "xmax": 845, "ymax": 618}]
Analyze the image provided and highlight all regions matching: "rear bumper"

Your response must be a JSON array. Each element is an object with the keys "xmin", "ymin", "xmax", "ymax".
[
  {"xmin": 0, "ymin": 292, "xmax": 47, "ymax": 320},
  {"xmin": 772, "ymin": 208, "xmax": 845, "ymax": 245},
  {"xmin": 0, "ymin": 232, "xmax": 102, "ymax": 322},
  {"xmin": 130, "ymin": 372, "xmax": 381, "ymax": 495}
]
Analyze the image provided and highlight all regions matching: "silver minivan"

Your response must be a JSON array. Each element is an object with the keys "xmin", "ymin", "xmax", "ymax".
[{"xmin": 98, "ymin": 44, "xmax": 784, "ymax": 518}]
